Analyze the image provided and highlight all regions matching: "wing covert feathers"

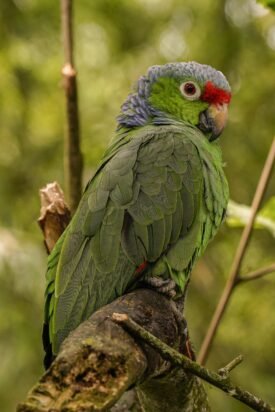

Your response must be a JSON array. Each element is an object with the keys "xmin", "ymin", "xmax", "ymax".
[{"xmin": 44, "ymin": 124, "xmax": 228, "ymax": 358}]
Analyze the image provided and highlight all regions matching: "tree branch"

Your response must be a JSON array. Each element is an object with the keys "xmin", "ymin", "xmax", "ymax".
[
  {"xmin": 114, "ymin": 314, "xmax": 275, "ymax": 412},
  {"xmin": 218, "ymin": 354, "xmax": 243, "ymax": 377},
  {"xmin": 198, "ymin": 138, "xmax": 275, "ymax": 365},
  {"xmin": 17, "ymin": 290, "xmax": 210, "ymax": 412},
  {"xmin": 61, "ymin": 0, "xmax": 83, "ymax": 213},
  {"xmin": 38, "ymin": 182, "xmax": 70, "ymax": 253},
  {"xmin": 237, "ymin": 263, "xmax": 275, "ymax": 284}
]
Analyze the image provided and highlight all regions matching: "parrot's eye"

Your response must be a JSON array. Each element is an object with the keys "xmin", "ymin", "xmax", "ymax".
[{"xmin": 180, "ymin": 81, "xmax": 201, "ymax": 101}]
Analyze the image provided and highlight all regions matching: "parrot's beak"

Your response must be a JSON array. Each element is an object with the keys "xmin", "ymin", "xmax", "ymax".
[{"xmin": 198, "ymin": 103, "xmax": 228, "ymax": 141}]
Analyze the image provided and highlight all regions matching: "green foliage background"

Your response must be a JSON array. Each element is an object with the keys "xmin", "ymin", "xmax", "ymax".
[{"xmin": 0, "ymin": 0, "xmax": 274, "ymax": 410}]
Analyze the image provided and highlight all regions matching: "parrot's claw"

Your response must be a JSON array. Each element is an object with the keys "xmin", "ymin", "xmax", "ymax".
[
  {"xmin": 169, "ymin": 301, "xmax": 196, "ymax": 360},
  {"xmin": 144, "ymin": 276, "xmax": 177, "ymax": 298},
  {"xmin": 169, "ymin": 300, "xmax": 186, "ymax": 333}
]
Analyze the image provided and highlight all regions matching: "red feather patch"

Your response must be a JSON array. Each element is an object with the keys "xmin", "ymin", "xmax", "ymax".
[
  {"xmin": 201, "ymin": 81, "xmax": 231, "ymax": 105},
  {"xmin": 135, "ymin": 261, "xmax": 148, "ymax": 275}
]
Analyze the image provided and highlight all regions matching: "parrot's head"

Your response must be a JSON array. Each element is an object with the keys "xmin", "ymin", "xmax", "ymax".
[{"xmin": 117, "ymin": 62, "xmax": 231, "ymax": 141}]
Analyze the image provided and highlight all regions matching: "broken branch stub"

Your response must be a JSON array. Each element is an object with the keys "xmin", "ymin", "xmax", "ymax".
[{"xmin": 38, "ymin": 182, "xmax": 71, "ymax": 253}]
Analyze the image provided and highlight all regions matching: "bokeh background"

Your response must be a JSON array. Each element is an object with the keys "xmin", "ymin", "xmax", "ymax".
[{"xmin": 0, "ymin": 0, "xmax": 275, "ymax": 410}]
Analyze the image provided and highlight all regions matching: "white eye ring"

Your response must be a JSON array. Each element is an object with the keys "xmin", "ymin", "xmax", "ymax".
[{"xmin": 180, "ymin": 81, "xmax": 201, "ymax": 101}]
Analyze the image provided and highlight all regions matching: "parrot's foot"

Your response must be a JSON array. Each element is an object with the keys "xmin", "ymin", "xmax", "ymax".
[
  {"xmin": 144, "ymin": 276, "xmax": 177, "ymax": 298},
  {"xmin": 169, "ymin": 301, "xmax": 196, "ymax": 360},
  {"xmin": 170, "ymin": 300, "xmax": 186, "ymax": 335}
]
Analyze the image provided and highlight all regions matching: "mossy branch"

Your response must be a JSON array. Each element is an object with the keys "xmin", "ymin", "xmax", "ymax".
[
  {"xmin": 17, "ymin": 290, "xmax": 209, "ymax": 412},
  {"xmin": 113, "ymin": 313, "xmax": 275, "ymax": 412}
]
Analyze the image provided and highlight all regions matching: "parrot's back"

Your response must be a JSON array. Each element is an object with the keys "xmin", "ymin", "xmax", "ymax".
[{"xmin": 43, "ymin": 122, "xmax": 228, "ymax": 367}]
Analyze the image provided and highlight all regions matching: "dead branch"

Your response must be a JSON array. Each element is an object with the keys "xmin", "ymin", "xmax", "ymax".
[
  {"xmin": 16, "ymin": 289, "xmax": 275, "ymax": 412},
  {"xmin": 38, "ymin": 182, "xmax": 71, "ymax": 253},
  {"xmin": 17, "ymin": 289, "xmax": 209, "ymax": 412}
]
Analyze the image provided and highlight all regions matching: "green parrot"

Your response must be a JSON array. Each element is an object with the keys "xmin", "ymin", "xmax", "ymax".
[{"xmin": 43, "ymin": 61, "xmax": 231, "ymax": 367}]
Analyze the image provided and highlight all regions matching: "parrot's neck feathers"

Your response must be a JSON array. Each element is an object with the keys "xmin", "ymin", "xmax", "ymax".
[
  {"xmin": 117, "ymin": 74, "xmax": 172, "ymax": 129},
  {"xmin": 117, "ymin": 92, "xmax": 152, "ymax": 128}
]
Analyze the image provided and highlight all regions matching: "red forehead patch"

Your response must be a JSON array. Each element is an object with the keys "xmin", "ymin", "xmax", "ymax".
[{"xmin": 201, "ymin": 81, "xmax": 231, "ymax": 105}]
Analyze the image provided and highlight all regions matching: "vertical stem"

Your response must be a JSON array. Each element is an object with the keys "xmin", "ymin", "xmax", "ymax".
[
  {"xmin": 198, "ymin": 138, "xmax": 275, "ymax": 365},
  {"xmin": 61, "ymin": 0, "xmax": 83, "ymax": 213}
]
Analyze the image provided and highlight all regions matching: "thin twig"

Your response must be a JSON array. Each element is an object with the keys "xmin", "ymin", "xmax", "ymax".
[
  {"xmin": 237, "ymin": 263, "xmax": 275, "ymax": 284},
  {"xmin": 198, "ymin": 138, "xmax": 275, "ymax": 365},
  {"xmin": 61, "ymin": 0, "xmax": 83, "ymax": 213},
  {"xmin": 112, "ymin": 313, "xmax": 275, "ymax": 412},
  {"xmin": 218, "ymin": 355, "xmax": 243, "ymax": 378}
]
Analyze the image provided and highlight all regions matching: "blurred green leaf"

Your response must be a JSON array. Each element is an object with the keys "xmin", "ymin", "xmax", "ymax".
[
  {"xmin": 258, "ymin": 0, "xmax": 275, "ymax": 11},
  {"xmin": 226, "ymin": 198, "xmax": 275, "ymax": 237},
  {"xmin": 260, "ymin": 196, "xmax": 275, "ymax": 220}
]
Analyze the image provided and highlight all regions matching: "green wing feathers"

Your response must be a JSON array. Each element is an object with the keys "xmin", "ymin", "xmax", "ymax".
[{"xmin": 43, "ymin": 125, "xmax": 228, "ymax": 365}]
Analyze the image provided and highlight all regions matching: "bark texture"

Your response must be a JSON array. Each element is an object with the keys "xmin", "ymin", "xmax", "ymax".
[
  {"xmin": 17, "ymin": 289, "xmax": 210, "ymax": 412},
  {"xmin": 61, "ymin": 0, "xmax": 83, "ymax": 214}
]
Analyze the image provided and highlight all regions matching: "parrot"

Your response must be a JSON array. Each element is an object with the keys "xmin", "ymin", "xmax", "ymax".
[{"xmin": 43, "ymin": 61, "xmax": 231, "ymax": 368}]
